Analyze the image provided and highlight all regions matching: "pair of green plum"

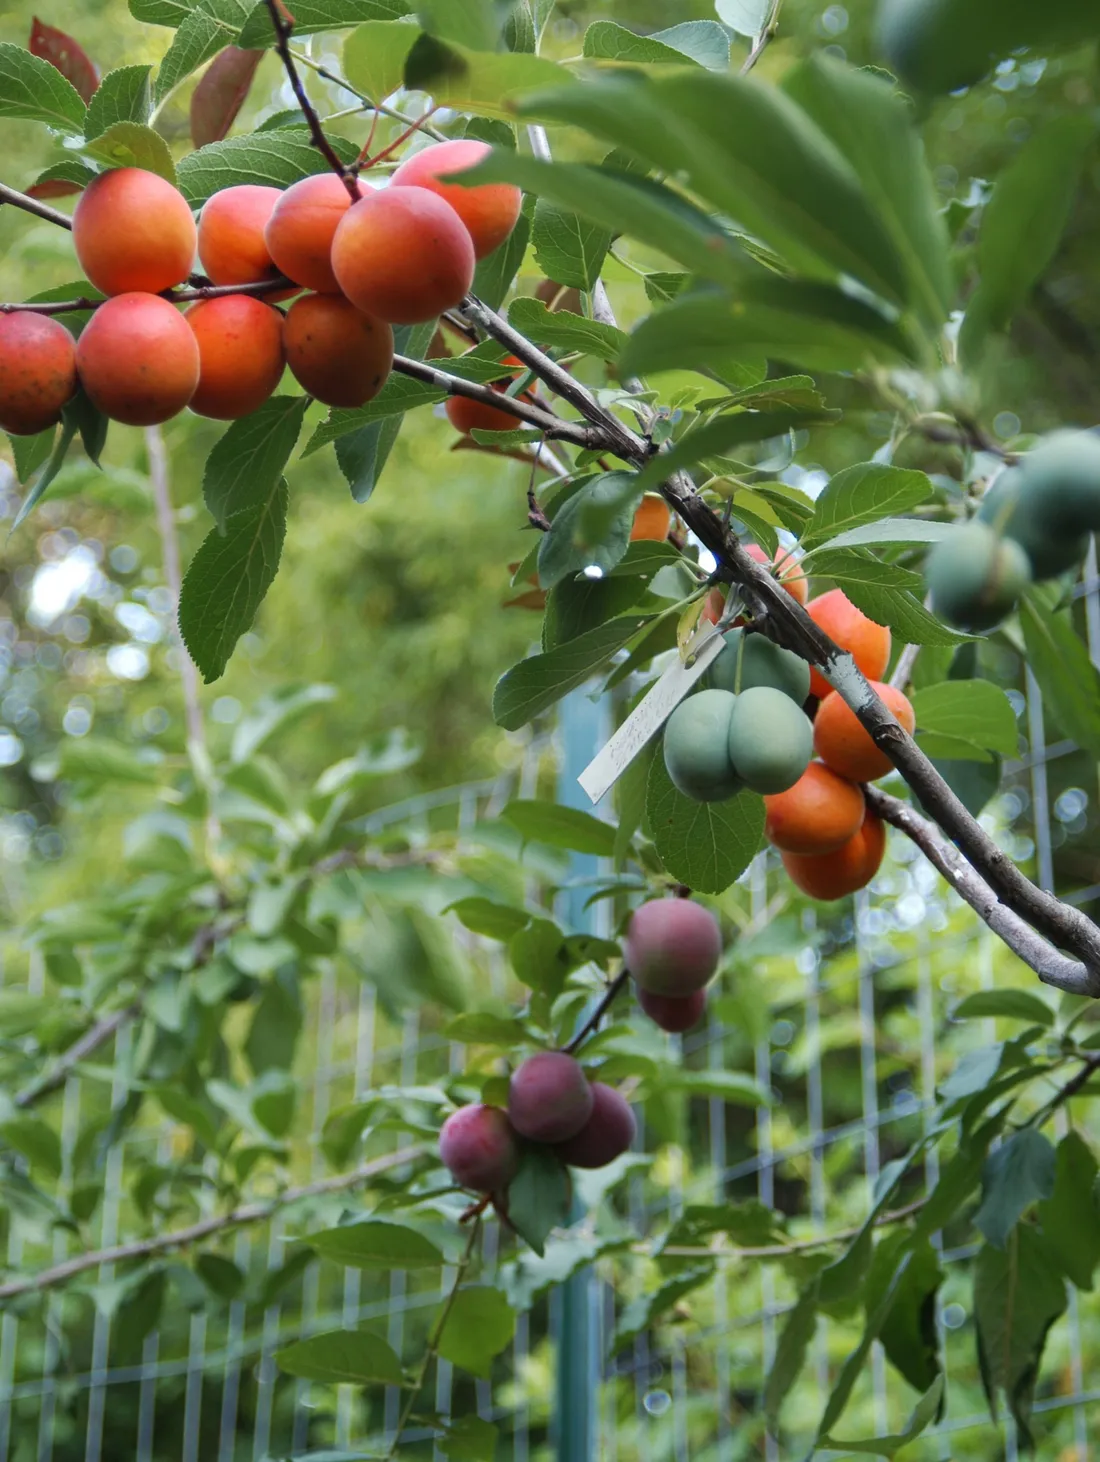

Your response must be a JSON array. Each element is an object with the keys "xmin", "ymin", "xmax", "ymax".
[
  {"xmin": 926, "ymin": 432, "xmax": 1100, "ymax": 633},
  {"xmin": 662, "ymin": 631, "xmax": 812, "ymax": 803}
]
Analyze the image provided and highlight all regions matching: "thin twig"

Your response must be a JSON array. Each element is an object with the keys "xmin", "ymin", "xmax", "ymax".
[
  {"xmin": 14, "ymin": 1005, "xmax": 139, "ymax": 1110},
  {"xmin": 562, "ymin": 970, "xmax": 631, "ymax": 1055},
  {"xmin": 889, "ymin": 641, "xmax": 921, "ymax": 692},
  {"xmin": 0, "ymin": 1147, "xmax": 426, "ymax": 1302},
  {"xmin": 740, "ymin": 0, "xmax": 782, "ymax": 75},
  {"xmin": 262, "ymin": 0, "xmax": 361, "ymax": 199},
  {"xmin": 289, "ymin": 47, "xmax": 448, "ymax": 142},
  {"xmin": 146, "ymin": 426, "xmax": 205, "ymax": 759},
  {"xmin": 0, "ymin": 180, "xmax": 73, "ymax": 230},
  {"xmin": 0, "ymin": 276, "xmax": 296, "ymax": 316},
  {"xmin": 655, "ymin": 1198, "xmax": 929, "ymax": 1261},
  {"xmin": 357, "ymin": 104, "xmax": 440, "ymax": 172}
]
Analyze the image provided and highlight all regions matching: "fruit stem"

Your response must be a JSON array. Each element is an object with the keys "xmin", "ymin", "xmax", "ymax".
[
  {"xmin": 0, "ymin": 180, "xmax": 73, "ymax": 230},
  {"xmin": 560, "ymin": 969, "xmax": 631, "ymax": 1055}
]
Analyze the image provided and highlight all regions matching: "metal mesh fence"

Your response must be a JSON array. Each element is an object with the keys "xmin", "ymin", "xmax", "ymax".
[{"xmin": 3, "ymin": 585, "xmax": 1100, "ymax": 1461}]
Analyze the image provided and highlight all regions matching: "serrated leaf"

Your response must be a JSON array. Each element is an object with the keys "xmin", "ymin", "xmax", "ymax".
[
  {"xmin": 505, "ymin": 1145, "xmax": 571, "ymax": 1256},
  {"xmin": 445, "ymin": 899, "xmax": 531, "ymax": 941},
  {"xmin": 873, "ymin": 1235, "xmax": 943, "ymax": 1397},
  {"xmin": 82, "ymin": 121, "xmax": 177, "ymax": 182},
  {"xmin": 911, "ymin": 680, "xmax": 1019, "ymax": 759},
  {"xmin": 444, "ymin": 1010, "xmax": 528, "ymax": 1044},
  {"xmin": 178, "ymin": 479, "xmax": 288, "ymax": 682},
  {"xmin": 275, "ymin": 1328, "xmax": 404, "ymax": 1386},
  {"xmin": 1038, "ymin": 1131, "xmax": 1100, "ymax": 1291},
  {"xmin": 306, "ymin": 1220, "xmax": 444, "ymax": 1269},
  {"xmin": 203, "ymin": 396, "xmax": 308, "ymax": 529},
  {"xmin": 537, "ymin": 472, "xmax": 640, "ymax": 589},
  {"xmin": 472, "ymin": 203, "xmax": 529, "ymax": 311},
  {"xmin": 130, "ymin": 0, "xmax": 193, "ymax": 23},
  {"xmin": 419, "ymin": 0, "xmax": 501, "ymax": 50},
  {"xmin": 508, "ymin": 918, "xmax": 568, "ymax": 996},
  {"xmin": 237, "ymin": 0, "xmax": 412, "ymax": 48},
  {"xmin": 502, "ymin": 801, "xmax": 615, "ymax": 856},
  {"xmin": 0, "ymin": 41, "xmax": 87, "ymax": 132},
  {"xmin": 810, "ymin": 518, "xmax": 960, "ymax": 552},
  {"xmin": 8, "ymin": 428, "xmax": 56, "ymax": 484},
  {"xmin": 715, "ymin": 0, "xmax": 770, "ymax": 37},
  {"xmin": 665, "ymin": 1069, "xmax": 768, "ymax": 1106},
  {"xmin": 508, "ymin": 297, "xmax": 626, "ymax": 361},
  {"xmin": 582, "ymin": 19, "xmax": 730, "ymax": 69},
  {"xmin": 637, "ymin": 406, "xmax": 837, "ymax": 490},
  {"xmin": 974, "ymin": 1130, "xmax": 1057, "ymax": 1250},
  {"xmin": 493, "ymin": 615, "xmax": 652, "ymax": 731},
  {"xmin": 176, "ymin": 126, "xmax": 358, "ymax": 205},
  {"xmin": 532, "ymin": 198, "xmax": 610, "ymax": 293},
  {"xmin": 801, "ymin": 463, "xmax": 932, "ymax": 551},
  {"xmin": 84, "ymin": 65, "xmax": 152, "ymax": 137},
  {"xmin": 27, "ymin": 159, "xmax": 95, "ymax": 199},
  {"xmin": 839, "ymin": 579, "xmax": 970, "ymax": 648},
  {"xmin": 407, "ymin": 38, "xmax": 573, "ymax": 121},
  {"xmin": 953, "ymin": 989, "xmax": 1054, "ymax": 1026},
  {"xmin": 646, "ymin": 754, "xmax": 764, "ymax": 896},
  {"xmin": 437, "ymin": 1286, "xmax": 516, "ymax": 1378},
  {"xmin": 343, "ymin": 19, "xmax": 420, "ymax": 103},
  {"xmin": 438, "ymin": 1415, "xmax": 498, "ymax": 1462},
  {"xmin": 155, "ymin": 0, "xmax": 253, "ymax": 101}
]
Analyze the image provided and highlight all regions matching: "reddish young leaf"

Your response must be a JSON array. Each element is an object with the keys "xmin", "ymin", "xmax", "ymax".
[
  {"xmin": 190, "ymin": 47, "xmax": 264, "ymax": 149},
  {"xmin": 27, "ymin": 179, "xmax": 82, "ymax": 200},
  {"xmin": 29, "ymin": 18, "xmax": 99, "ymax": 103}
]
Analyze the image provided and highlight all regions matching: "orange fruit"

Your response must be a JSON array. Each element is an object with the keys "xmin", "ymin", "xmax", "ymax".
[
  {"xmin": 782, "ymin": 813, "xmax": 886, "ymax": 899},
  {"xmin": 746, "ymin": 543, "xmax": 808, "ymax": 605},
  {"xmin": 813, "ymin": 681, "xmax": 915, "ymax": 783},
  {"xmin": 630, "ymin": 494, "xmax": 672, "ymax": 542},
  {"xmin": 763, "ymin": 761, "xmax": 865, "ymax": 855},
  {"xmin": 806, "ymin": 589, "xmax": 891, "ymax": 699}
]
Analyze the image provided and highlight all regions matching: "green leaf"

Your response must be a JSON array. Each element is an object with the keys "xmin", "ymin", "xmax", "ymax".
[
  {"xmin": 465, "ymin": 154, "xmax": 754, "ymax": 292},
  {"xmin": 84, "ymin": 65, "xmax": 153, "ymax": 138},
  {"xmin": 1038, "ymin": 1131, "xmax": 1100, "ymax": 1291},
  {"xmin": 406, "ymin": 39, "xmax": 574, "ymax": 120},
  {"xmin": 446, "ymin": 899, "xmax": 531, "ymax": 941},
  {"xmin": 783, "ymin": 55, "xmax": 952, "ymax": 331},
  {"xmin": 203, "ymin": 396, "xmax": 308, "ymax": 529},
  {"xmin": 665, "ymin": 1069, "xmax": 768, "ymax": 1106},
  {"xmin": 130, "ymin": 0, "xmax": 194, "ymax": 23},
  {"xmin": 974, "ymin": 1129, "xmax": 1057, "ymax": 1250},
  {"xmin": 343, "ymin": 19, "xmax": 420, "ymax": 102},
  {"xmin": 813, "ymin": 1251, "xmax": 915, "ymax": 1443},
  {"xmin": 437, "ymin": 1286, "xmax": 516, "ymax": 1379},
  {"xmin": 8, "ymin": 428, "xmax": 56, "ymax": 485},
  {"xmin": 543, "ymin": 573, "xmax": 652, "ymax": 650},
  {"xmin": 801, "ymin": 464, "xmax": 932, "ymax": 551},
  {"xmin": 764, "ymin": 1283, "xmax": 819, "ymax": 1428},
  {"xmin": 583, "ymin": 20, "xmax": 730, "ymax": 69},
  {"xmin": 810, "ymin": 518, "xmax": 960, "ymax": 552},
  {"xmin": 232, "ymin": 683, "xmax": 336, "ymax": 762},
  {"xmin": 502, "ymin": 801, "xmax": 615, "ymax": 856},
  {"xmin": 0, "ymin": 42, "xmax": 87, "ymax": 132},
  {"xmin": 27, "ymin": 159, "xmax": 96, "ymax": 197},
  {"xmin": 505, "ymin": 1145, "xmax": 571, "ymax": 1256},
  {"xmin": 523, "ymin": 71, "xmax": 910, "ymax": 307},
  {"xmin": 838, "ymin": 579, "xmax": 970, "ymax": 649},
  {"xmin": 275, "ymin": 1328, "xmax": 404, "ymax": 1386},
  {"xmin": 238, "ymin": 0, "xmax": 412, "ymax": 48},
  {"xmin": 178, "ymin": 478, "xmax": 289, "ymax": 682},
  {"xmin": 508, "ymin": 297, "xmax": 626, "ymax": 361},
  {"xmin": 335, "ymin": 321, "xmax": 434, "ymax": 500},
  {"xmin": 537, "ymin": 472, "xmax": 640, "ymax": 590},
  {"xmin": 306, "ymin": 1220, "xmax": 444, "ymax": 1269},
  {"xmin": 508, "ymin": 918, "xmax": 568, "ymax": 996},
  {"xmin": 974, "ymin": 1227, "xmax": 1067, "ymax": 1446},
  {"xmin": 961, "ymin": 115, "xmax": 1096, "ymax": 364},
  {"xmin": 438, "ymin": 1415, "xmax": 498, "ymax": 1462},
  {"xmin": 492, "ymin": 614, "xmax": 652, "ymax": 731},
  {"xmin": 444, "ymin": 1010, "xmax": 528, "ymax": 1045},
  {"xmin": 418, "ymin": 0, "xmax": 501, "ymax": 50},
  {"xmin": 874, "ymin": 1235, "xmax": 943, "ymax": 1396},
  {"xmin": 473, "ymin": 207, "xmax": 529, "ymax": 312},
  {"xmin": 0, "ymin": 1117, "xmax": 62, "ymax": 1179},
  {"xmin": 81, "ymin": 121, "xmax": 177, "ymax": 182},
  {"xmin": 715, "ymin": 0, "xmax": 769, "ymax": 36},
  {"xmin": 911, "ymin": 680, "xmax": 1020, "ymax": 760},
  {"xmin": 12, "ymin": 420, "xmax": 78, "ymax": 530},
  {"xmin": 1019, "ymin": 585, "xmax": 1100, "ymax": 759},
  {"xmin": 807, "ymin": 549, "xmax": 923, "ymax": 594},
  {"xmin": 155, "ymin": 0, "xmax": 253, "ymax": 100},
  {"xmin": 646, "ymin": 754, "xmax": 765, "ymax": 896},
  {"xmin": 176, "ymin": 127, "xmax": 359, "ymax": 206},
  {"xmin": 953, "ymin": 989, "xmax": 1054, "ymax": 1026},
  {"xmin": 820, "ymin": 1377, "xmax": 944, "ymax": 1457},
  {"xmin": 637, "ymin": 406, "xmax": 837, "ymax": 490},
  {"xmin": 622, "ymin": 280, "xmax": 913, "ymax": 380},
  {"xmin": 613, "ymin": 1264, "xmax": 714, "ymax": 1353},
  {"xmin": 195, "ymin": 1252, "xmax": 246, "ymax": 1299},
  {"xmin": 532, "ymin": 198, "xmax": 610, "ymax": 293}
]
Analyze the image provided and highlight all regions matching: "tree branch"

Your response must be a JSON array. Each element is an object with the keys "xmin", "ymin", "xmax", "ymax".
[
  {"xmin": 0, "ymin": 276, "xmax": 297, "ymax": 316},
  {"xmin": 0, "ymin": 180, "xmax": 73, "ymax": 230},
  {"xmin": 741, "ymin": 0, "xmax": 782, "ymax": 75},
  {"xmin": 0, "ymin": 1146, "xmax": 425, "ymax": 1302},
  {"xmin": 865, "ymin": 786, "xmax": 1098, "ymax": 995},
  {"xmin": 262, "ymin": 0, "xmax": 361, "ymax": 199},
  {"xmin": 13, "ymin": 1004, "xmax": 140, "ymax": 1110},
  {"xmin": 561, "ymin": 970, "xmax": 630, "ymax": 1055}
]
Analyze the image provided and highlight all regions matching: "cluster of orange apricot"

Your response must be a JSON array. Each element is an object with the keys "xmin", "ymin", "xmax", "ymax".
[
  {"xmin": 0, "ymin": 140, "xmax": 522, "ymax": 435},
  {"xmin": 438, "ymin": 898, "xmax": 722, "ymax": 1205}
]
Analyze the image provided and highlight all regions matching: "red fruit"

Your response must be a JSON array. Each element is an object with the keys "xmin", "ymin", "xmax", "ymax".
[
  {"xmin": 264, "ymin": 173, "xmax": 355, "ymax": 294},
  {"xmin": 390, "ymin": 138, "xmax": 521, "ymax": 259},
  {"xmin": 76, "ymin": 294, "xmax": 199, "ymax": 426},
  {"xmin": 446, "ymin": 392, "xmax": 519, "ymax": 435},
  {"xmin": 73, "ymin": 168, "xmax": 197, "ymax": 296},
  {"xmin": 508, "ymin": 1051, "xmax": 593, "ymax": 1143},
  {"xmin": 283, "ymin": 293, "xmax": 394, "ymax": 408},
  {"xmin": 637, "ymin": 988, "xmax": 707, "ymax": 1034},
  {"xmin": 198, "ymin": 184, "xmax": 282, "ymax": 286},
  {"xmin": 0, "ymin": 313, "xmax": 78, "ymax": 435},
  {"xmin": 623, "ymin": 899, "xmax": 722, "ymax": 997},
  {"xmin": 554, "ymin": 1083, "xmax": 636, "ymax": 1169},
  {"xmin": 782, "ymin": 813, "xmax": 887, "ymax": 900},
  {"xmin": 331, "ymin": 185, "xmax": 476, "ymax": 325},
  {"xmin": 439, "ymin": 1104, "xmax": 519, "ymax": 1192},
  {"xmin": 186, "ymin": 295, "xmax": 285, "ymax": 420}
]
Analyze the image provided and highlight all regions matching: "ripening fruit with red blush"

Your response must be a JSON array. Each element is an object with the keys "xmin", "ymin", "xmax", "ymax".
[
  {"xmin": 806, "ymin": 589, "xmax": 891, "ymax": 699},
  {"xmin": 76, "ymin": 294, "xmax": 200, "ymax": 426},
  {"xmin": 186, "ymin": 295, "xmax": 285, "ymax": 420},
  {"xmin": 554, "ymin": 1083, "xmax": 636, "ymax": 1169},
  {"xmin": 624, "ymin": 899, "xmax": 722, "ymax": 997},
  {"xmin": 284, "ymin": 294, "xmax": 394, "ymax": 408},
  {"xmin": 782, "ymin": 812, "xmax": 886, "ymax": 900},
  {"xmin": 630, "ymin": 494, "xmax": 672, "ymax": 542},
  {"xmin": 439, "ymin": 1104, "xmax": 519, "ymax": 1192},
  {"xmin": 813, "ymin": 681, "xmax": 915, "ymax": 784},
  {"xmin": 637, "ymin": 987, "xmax": 707, "ymax": 1034},
  {"xmin": 445, "ymin": 356, "xmax": 530, "ymax": 434},
  {"xmin": 390, "ymin": 138, "xmax": 522, "ymax": 260},
  {"xmin": 508, "ymin": 1051, "xmax": 593, "ymax": 1143},
  {"xmin": 0, "ymin": 313, "xmax": 78, "ymax": 435},
  {"xmin": 264, "ymin": 173, "xmax": 355, "ymax": 293},
  {"xmin": 73, "ymin": 168, "xmax": 197, "ymax": 296},
  {"xmin": 331, "ymin": 186, "xmax": 476, "ymax": 325},
  {"xmin": 198, "ymin": 184, "xmax": 283, "ymax": 286},
  {"xmin": 763, "ymin": 762, "xmax": 865, "ymax": 856},
  {"xmin": 746, "ymin": 542, "xmax": 809, "ymax": 606}
]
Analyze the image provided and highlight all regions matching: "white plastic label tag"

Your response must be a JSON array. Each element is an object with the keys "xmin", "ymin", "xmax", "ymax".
[{"xmin": 578, "ymin": 628, "xmax": 725, "ymax": 805}]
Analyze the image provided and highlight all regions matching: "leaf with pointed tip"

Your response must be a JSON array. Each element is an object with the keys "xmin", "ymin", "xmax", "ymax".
[
  {"xmin": 203, "ymin": 396, "xmax": 308, "ymax": 529},
  {"xmin": 176, "ymin": 126, "xmax": 358, "ymax": 205},
  {"xmin": 84, "ymin": 64, "xmax": 152, "ymax": 137},
  {"xmin": 275, "ymin": 1328, "xmax": 404, "ymax": 1386},
  {"xmin": 190, "ymin": 45, "xmax": 262, "ymax": 146},
  {"xmin": 437, "ymin": 1286, "xmax": 516, "ymax": 1378},
  {"xmin": 0, "ymin": 41, "xmax": 87, "ymax": 132},
  {"xmin": 29, "ymin": 18, "xmax": 99, "ymax": 103},
  {"xmin": 646, "ymin": 755, "xmax": 765, "ymax": 896}
]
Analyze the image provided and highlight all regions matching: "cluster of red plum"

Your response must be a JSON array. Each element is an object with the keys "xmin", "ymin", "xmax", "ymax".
[
  {"xmin": 439, "ymin": 897, "xmax": 721, "ymax": 1203},
  {"xmin": 0, "ymin": 139, "xmax": 522, "ymax": 432}
]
